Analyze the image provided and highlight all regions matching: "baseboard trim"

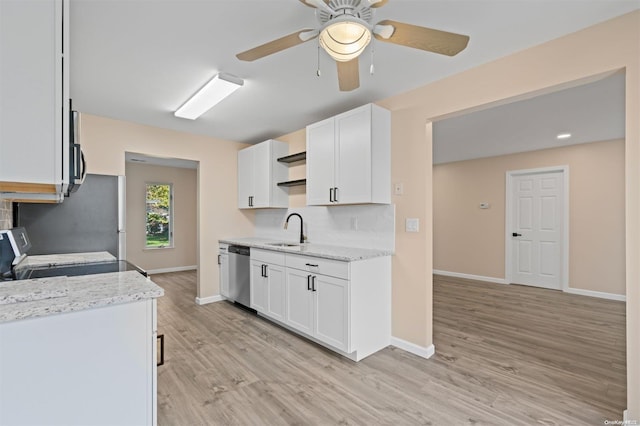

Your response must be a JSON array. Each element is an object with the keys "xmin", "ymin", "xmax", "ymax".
[
  {"xmin": 433, "ymin": 269, "xmax": 508, "ymax": 285},
  {"xmin": 147, "ymin": 265, "xmax": 197, "ymax": 275},
  {"xmin": 564, "ymin": 287, "xmax": 626, "ymax": 302},
  {"xmin": 195, "ymin": 295, "xmax": 224, "ymax": 305},
  {"xmin": 390, "ymin": 337, "xmax": 435, "ymax": 359}
]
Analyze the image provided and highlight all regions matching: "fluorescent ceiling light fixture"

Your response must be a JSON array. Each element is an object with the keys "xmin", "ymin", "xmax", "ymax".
[
  {"xmin": 175, "ymin": 73, "xmax": 244, "ymax": 120},
  {"xmin": 319, "ymin": 16, "xmax": 372, "ymax": 62},
  {"xmin": 556, "ymin": 133, "xmax": 572, "ymax": 140}
]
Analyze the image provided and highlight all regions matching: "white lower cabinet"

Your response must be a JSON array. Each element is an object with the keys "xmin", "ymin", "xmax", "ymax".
[
  {"xmin": 0, "ymin": 300, "xmax": 157, "ymax": 425},
  {"xmin": 313, "ymin": 273, "xmax": 349, "ymax": 351},
  {"xmin": 251, "ymin": 249, "xmax": 390, "ymax": 361},
  {"xmin": 286, "ymin": 268, "xmax": 349, "ymax": 352},
  {"xmin": 284, "ymin": 268, "xmax": 315, "ymax": 336},
  {"xmin": 283, "ymin": 253, "xmax": 390, "ymax": 361},
  {"xmin": 218, "ymin": 244, "xmax": 229, "ymax": 298},
  {"xmin": 250, "ymin": 250, "xmax": 286, "ymax": 322}
]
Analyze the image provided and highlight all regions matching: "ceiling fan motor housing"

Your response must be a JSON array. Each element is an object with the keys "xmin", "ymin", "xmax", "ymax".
[{"xmin": 317, "ymin": 0, "xmax": 374, "ymax": 25}]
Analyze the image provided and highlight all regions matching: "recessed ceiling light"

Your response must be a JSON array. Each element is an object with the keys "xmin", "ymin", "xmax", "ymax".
[
  {"xmin": 556, "ymin": 133, "xmax": 572, "ymax": 140},
  {"xmin": 175, "ymin": 73, "xmax": 244, "ymax": 120}
]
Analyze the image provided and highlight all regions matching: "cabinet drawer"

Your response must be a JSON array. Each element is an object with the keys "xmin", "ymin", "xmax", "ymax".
[
  {"xmin": 251, "ymin": 248, "xmax": 285, "ymax": 265},
  {"xmin": 286, "ymin": 254, "xmax": 349, "ymax": 280}
]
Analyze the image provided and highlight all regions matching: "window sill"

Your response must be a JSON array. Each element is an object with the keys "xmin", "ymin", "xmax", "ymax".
[{"xmin": 144, "ymin": 246, "xmax": 175, "ymax": 251}]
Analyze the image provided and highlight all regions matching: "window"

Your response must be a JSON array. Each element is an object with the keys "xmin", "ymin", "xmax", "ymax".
[{"xmin": 146, "ymin": 183, "xmax": 173, "ymax": 248}]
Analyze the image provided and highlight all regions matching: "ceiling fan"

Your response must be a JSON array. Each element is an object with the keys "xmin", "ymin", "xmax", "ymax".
[{"xmin": 236, "ymin": 0, "xmax": 470, "ymax": 92}]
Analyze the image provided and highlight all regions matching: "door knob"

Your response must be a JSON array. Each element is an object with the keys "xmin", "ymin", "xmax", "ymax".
[{"xmin": 512, "ymin": 232, "xmax": 522, "ymax": 237}]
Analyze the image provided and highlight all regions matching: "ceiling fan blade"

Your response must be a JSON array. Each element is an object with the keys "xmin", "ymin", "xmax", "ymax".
[
  {"xmin": 373, "ymin": 20, "xmax": 469, "ymax": 56},
  {"xmin": 298, "ymin": 0, "xmax": 334, "ymax": 15},
  {"xmin": 337, "ymin": 58, "xmax": 360, "ymax": 92},
  {"xmin": 236, "ymin": 29, "xmax": 318, "ymax": 61}
]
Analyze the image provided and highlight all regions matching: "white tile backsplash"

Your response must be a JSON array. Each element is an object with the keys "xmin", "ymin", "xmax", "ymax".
[
  {"xmin": 0, "ymin": 200, "xmax": 12, "ymax": 230},
  {"xmin": 254, "ymin": 205, "xmax": 395, "ymax": 251}
]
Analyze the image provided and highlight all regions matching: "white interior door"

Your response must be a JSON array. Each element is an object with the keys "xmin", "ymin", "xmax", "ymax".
[{"xmin": 509, "ymin": 170, "xmax": 565, "ymax": 290}]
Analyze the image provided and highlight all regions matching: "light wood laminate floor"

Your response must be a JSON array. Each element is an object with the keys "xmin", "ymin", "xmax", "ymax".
[{"xmin": 152, "ymin": 271, "xmax": 626, "ymax": 425}]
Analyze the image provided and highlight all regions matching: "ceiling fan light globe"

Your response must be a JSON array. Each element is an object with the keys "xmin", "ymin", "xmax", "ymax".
[{"xmin": 319, "ymin": 20, "xmax": 371, "ymax": 62}]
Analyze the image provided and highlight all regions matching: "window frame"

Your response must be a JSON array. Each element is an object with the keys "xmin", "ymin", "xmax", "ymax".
[{"xmin": 144, "ymin": 182, "xmax": 174, "ymax": 250}]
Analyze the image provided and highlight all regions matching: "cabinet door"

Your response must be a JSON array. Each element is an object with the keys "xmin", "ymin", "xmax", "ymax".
[
  {"xmin": 335, "ymin": 105, "xmax": 372, "ymax": 204},
  {"xmin": 250, "ymin": 260, "xmax": 267, "ymax": 313},
  {"xmin": 237, "ymin": 147, "xmax": 254, "ymax": 209},
  {"xmin": 314, "ymin": 274, "xmax": 349, "ymax": 352},
  {"xmin": 251, "ymin": 142, "xmax": 271, "ymax": 208},
  {"xmin": 219, "ymin": 253, "xmax": 229, "ymax": 298},
  {"xmin": 0, "ymin": 0, "xmax": 64, "ymax": 190},
  {"xmin": 265, "ymin": 263, "xmax": 286, "ymax": 322},
  {"xmin": 306, "ymin": 117, "xmax": 336, "ymax": 206},
  {"xmin": 285, "ymin": 268, "xmax": 314, "ymax": 336}
]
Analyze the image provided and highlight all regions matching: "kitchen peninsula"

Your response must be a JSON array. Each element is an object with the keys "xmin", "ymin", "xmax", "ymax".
[{"xmin": 0, "ymin": 270, "xmax": 163, "ymax": 426}]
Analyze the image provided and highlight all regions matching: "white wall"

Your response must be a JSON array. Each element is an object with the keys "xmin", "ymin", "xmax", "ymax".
[{"xmin": 254, "ymin": 205, "xmax": 395, "ymax": 252}]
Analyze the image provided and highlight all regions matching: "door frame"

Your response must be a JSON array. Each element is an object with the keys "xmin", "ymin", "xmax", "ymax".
[{"xmin": 505, "ymin": 165, "xmax": 570, "ymax": 290}]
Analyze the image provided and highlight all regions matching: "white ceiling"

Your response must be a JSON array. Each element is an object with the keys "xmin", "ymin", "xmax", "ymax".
[
  {"xmin": 432, "ymin": 72, "xmax": 626, "ymax": 164},
  {"xmin": 70, "ymin": 1, "xmax": 639, "ymax": 145}
]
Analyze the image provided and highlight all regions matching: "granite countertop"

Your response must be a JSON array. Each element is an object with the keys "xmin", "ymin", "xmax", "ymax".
[
  {"xmin": 19, "ymin": 251, "xmax": 117, "ymax": 268},
  {"xmin": 0, "ymin": 271, "xmax": 164, "ymax": 324},
  {"xmin": 219, "ymin": 237, "xmax": 393, "ymax": 261}
]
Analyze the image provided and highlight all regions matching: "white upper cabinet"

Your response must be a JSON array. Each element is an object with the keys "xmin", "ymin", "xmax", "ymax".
[
  {"xmin": 306, "ymin": 104, "xmax": 390, "ymax": 206},
  {"xmin": 237, "ymin": 139, "xmax": 289, "ymax": 209},
  {"xmin": 0, "ymin": 0, "xmax": 69, "ymax": 202}
]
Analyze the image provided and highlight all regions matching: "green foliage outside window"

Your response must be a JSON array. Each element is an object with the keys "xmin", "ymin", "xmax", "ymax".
[{"xmin": 146, "ymin": 184, "xmax": 172, "ymax": 248}]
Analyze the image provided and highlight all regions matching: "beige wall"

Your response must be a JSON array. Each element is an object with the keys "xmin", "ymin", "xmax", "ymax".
[
  {"xmin": 0, "ymin": 200, "xmax": 12, "ymax": 229},
  {"xmin": 125, "ymin": 162, "xmax": 197, "ymax": 272},
  {"xmin": 80, "ymin": 114, "xmax": 253, "ymax": 299},
  {"xmin": 434, "ymin": 140, "xmax": 625, "ymax": 295},
  {"xmin": 377, "ymin": 11, "xmax": 638, "ymax": 416}
]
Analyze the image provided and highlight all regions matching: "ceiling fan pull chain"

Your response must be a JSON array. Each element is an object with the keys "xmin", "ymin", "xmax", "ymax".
[
  {"xmin": 316, "ymin": 44, "xmax": 322, "ymax": 77},
  {"xmin": 370, "ymin": 44, "xmax": 375, "ymax": 75}
]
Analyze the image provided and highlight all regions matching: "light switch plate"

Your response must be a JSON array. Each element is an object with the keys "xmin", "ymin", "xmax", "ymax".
[{"xmin": 406, "ymin": 218, "xmax": 419, "ymax": 233}]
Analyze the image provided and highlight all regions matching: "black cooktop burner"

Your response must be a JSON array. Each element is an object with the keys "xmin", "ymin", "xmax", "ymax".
[{"xmin": 12, "ymin": 260, "xmax": 146, "ymax": 280}]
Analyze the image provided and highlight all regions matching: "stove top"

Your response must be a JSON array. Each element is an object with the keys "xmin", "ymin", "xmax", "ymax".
[{"xmin": 10, "ymin": 260, "xmax": 146, "ymax": 281}]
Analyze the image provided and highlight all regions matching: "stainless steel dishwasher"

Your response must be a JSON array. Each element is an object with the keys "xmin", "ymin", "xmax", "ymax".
[{"xmin": 228, "ymin": 245, "xmax": 251, "ymax": 309}]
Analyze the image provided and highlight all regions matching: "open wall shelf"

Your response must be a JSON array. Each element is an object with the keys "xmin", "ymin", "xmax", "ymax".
[
  {"xmin": 277, "ymin": 152, "xmax": 306, "ymax": 164},
  {"xmin": 277, "ymin": 179, "xmax": 306, "ymax": 187}
]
